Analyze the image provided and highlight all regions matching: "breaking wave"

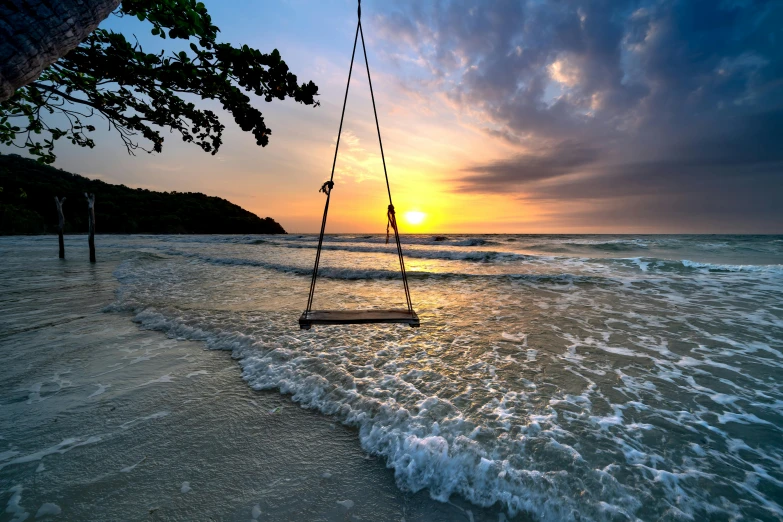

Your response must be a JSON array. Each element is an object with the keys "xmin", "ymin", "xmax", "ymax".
[{"xmin": 101, "ymin": 233, "xmax": 783, "ymax": 521}]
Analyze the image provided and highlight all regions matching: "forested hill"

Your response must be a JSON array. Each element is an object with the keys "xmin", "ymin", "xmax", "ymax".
[{"xmin": 0, "ymin": 154, "xmax": 286, "ymax": 235}]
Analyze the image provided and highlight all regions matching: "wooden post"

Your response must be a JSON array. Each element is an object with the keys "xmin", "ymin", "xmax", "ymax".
[
  {"xmin": 54, "ymin": 196, "xmax": 66, "ymax": 258},
  {"xmin": 85, "ymin": 192, "xmax": 96, "ymax": 263}
]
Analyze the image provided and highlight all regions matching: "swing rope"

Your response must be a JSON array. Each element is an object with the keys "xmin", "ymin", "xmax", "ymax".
[{"xmin": 305, "ymin": 0, "xmax": 413, "ymax": 315}]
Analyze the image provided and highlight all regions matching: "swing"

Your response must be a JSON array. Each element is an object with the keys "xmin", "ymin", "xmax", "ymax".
[{"xmin": 299, "ymin": 0, "xmax": 420, "ymax": 330}]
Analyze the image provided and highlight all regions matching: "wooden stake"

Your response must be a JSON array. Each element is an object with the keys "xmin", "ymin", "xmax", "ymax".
[
  {"xmin": 54, "ymin": 196, "xmax": 65, "ymax": 259},
  {"xmin": 85, "ymin": 192, "xmax": 96, "ymax": 263}
]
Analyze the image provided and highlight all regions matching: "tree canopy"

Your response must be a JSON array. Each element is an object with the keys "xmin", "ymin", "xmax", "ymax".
[{"xmin": 0, "ymin": 0, "xmax": 319, "ymax": 164}]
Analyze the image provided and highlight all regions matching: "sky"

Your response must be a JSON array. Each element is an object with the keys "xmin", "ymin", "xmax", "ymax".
[{"xmin": 10, "ymin": 0, "xmax": 783, "ymax": 233}]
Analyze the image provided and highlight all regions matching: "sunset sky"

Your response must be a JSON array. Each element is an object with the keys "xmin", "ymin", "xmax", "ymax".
[{"xmin": 12, "ymin": 0, "xmax": 783, "ymax": 233}]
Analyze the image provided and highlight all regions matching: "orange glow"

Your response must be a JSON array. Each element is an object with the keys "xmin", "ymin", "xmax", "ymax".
[{"xmin": 141, "ymin": 58, "xmax": 549, "ymax": 234}]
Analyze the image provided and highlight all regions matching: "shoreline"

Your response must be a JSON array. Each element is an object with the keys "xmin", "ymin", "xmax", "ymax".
[
  {"xmin": 7, "ymin": 232, "xmax": 779, "ymax": 519},
  {"xmin": 0, "ymin": 238, "xmax": 516, "ymax": 521}
]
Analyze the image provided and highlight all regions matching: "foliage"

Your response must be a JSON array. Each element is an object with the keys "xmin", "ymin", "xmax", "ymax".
[
  {"xmin": 0, "ymin": 153, "xmax": 286, "ymax": 235},
  {"xmin": 0, "ymin": 0, "xmax": 319, "ymax": 163}
]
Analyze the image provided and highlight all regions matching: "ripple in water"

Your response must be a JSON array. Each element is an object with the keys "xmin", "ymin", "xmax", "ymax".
[{"xmin": 103, "ymin": 233, "xmax": 783, "ymax": 521}]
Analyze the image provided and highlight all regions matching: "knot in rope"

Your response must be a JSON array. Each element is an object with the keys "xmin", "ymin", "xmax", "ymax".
[
  {"xmin": 358, "ymin": 0, "xmax": 361, "ymax": 19},
  {"xmin": 386, "ymin": 204, "xmax": 396, "ymax": 244},
  {"xmin": 319, "ymin": 180, "xmax": 334, "ymax": 195}
]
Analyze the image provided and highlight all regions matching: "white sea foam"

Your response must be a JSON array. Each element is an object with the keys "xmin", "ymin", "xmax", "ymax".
[
  {"xmin": 137, "ymin": 374, "xmax": 174, "ymax": 387},
  {"xmin": 35, "ymin": 502, "xmax": 62, "ymax": 518},
  {"xmin": 119, "ymin": 411, "xmax": 169, "ymax": 430},
  {"xmin": 0, "ymin": 437, "xmax": 102, "ymax": 471},
  {"xmin": 102, "ymin": 233, "xmax": 783, "ymax": 521},
  {"xmin": 5, "ymin": 485, "xmax": 29, "ymax": 522},
  {"xmin": 87, "ymin": 383, "xmax": 110, "ymax": 398},
  {"xmin": 120, "ymin": 456, "xmax": 147, "ymax": 473},
  {"xmin": 680, "ymin": 259, "xmax": 783, "ymax": 274},
  {"xmin": 125, "ymin": 308, "xmax": 643, "ymax": 520}
]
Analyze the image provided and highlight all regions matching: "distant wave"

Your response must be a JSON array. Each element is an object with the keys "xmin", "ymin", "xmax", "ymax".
[
  {"xmin": 616, "ymin": 257, "xmax": 783, "ymax": 275},
  {"xmin": 578, "ymin": 241, "xmax": 649, "ymax": 252},
  {"xmin": 577, "ymin": 256, "xmax": 783, "ymax": 278},
  {"xmin": 259, "ymin": 241, "xmax": 533, "ymax": 263},
  {"xmin": 267, "ymin": 235, "xmax": 500, "ymax": 248},
  {"xmin": 139, "ymin": 241, "xmax": 783, "ymax": 281},
  {"xmin": 152, "ymin": 248, "xmax": 610, "ymax": 285},
  {"xmin": 679, "ymin": 259, "xmax": 783, "ymax": 274},
  {"xmin": 91, "ymin": 234, "xmax": 783, "ymax": 260},
  {"xmin": 522, "ymin": 239, "xmax": 650, "ymax": 252},
  {"xmin": 452, "ymin": 238, "xmax": 496, "ymax": 246},
  {"xmin": 254, "ymin": 241, "xmax": 783, "ymax": 277}
]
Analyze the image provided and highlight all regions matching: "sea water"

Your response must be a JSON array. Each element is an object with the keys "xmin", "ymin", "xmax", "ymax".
[{"xmin": 2, "ymin": 234, "xmax": 782, "ymax": 521}]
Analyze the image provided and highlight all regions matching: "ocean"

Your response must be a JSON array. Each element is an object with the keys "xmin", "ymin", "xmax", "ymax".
[{"xmin": 1, "ymin": 233, "xmax": 782, "ymax": 521}]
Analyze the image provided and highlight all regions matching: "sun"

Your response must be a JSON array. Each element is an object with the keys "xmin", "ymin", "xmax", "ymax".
[{"xmin": 404, "ymin": 211, "xmax": 426, "ymax": 226}]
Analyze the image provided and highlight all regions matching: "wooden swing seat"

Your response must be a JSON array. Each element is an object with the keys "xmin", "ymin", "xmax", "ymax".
[
  {"xmin": 300, "ymin": 3, "xmax": 420, "ymax": 330},
  {"xmin": 299, "ymin": 309, "xmax": 420, "ymax": 329}
]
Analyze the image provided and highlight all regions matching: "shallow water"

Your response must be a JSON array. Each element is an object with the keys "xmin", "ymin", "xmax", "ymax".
[
  {"xmin": 0, "ymin": 238, "xmax": 504, "ymax": 521},
  {"xmin": 2, "ymin": 233, "xmax": 783, "ymax": 521}
]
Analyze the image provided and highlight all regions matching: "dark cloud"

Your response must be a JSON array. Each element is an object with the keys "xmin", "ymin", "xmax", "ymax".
[
  {"xmin": 459, "ymin": 141, "xmax": 601, "ymax": 191},
  {"xmin": 375, "ymin": 0, "xmax": 783, "ymax": 230}
]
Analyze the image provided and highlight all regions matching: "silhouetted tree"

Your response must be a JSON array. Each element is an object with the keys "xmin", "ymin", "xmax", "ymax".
[
  {"xmin": 0, "ymin": 0, "xmax": 319, "ymax": 163},
  {"xmin": 0, "ymin": 154, "xmax": 287, "ymax": 235}
]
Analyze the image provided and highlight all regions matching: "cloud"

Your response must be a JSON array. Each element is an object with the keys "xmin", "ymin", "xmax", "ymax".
[
  {"xmin": 459, "ymin": 141, "xmax": 601, "ymax": 192},
  {"xmin": 333, "ymin": 130, "xmax": 376, "ymax": 183},
  {"xmin": 373, "ymin": 0, "xmax": 783, "ymax": 230}
]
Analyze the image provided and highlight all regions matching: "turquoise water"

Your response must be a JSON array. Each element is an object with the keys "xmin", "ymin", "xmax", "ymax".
[{"xmin": 2, "ymin": 234, "xmax": 782, "ymax": 521}]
